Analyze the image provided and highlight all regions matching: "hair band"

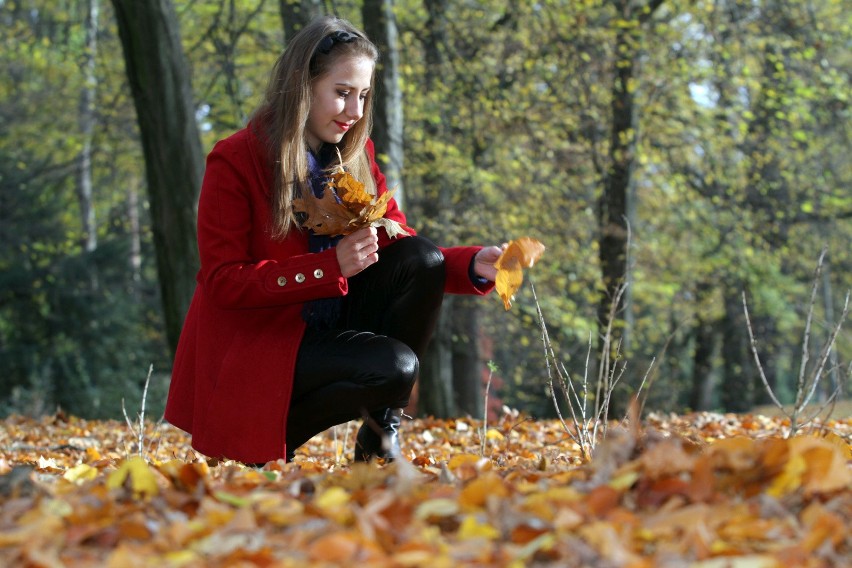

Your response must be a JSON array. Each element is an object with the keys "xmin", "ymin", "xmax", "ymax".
[{"xmin": 315, "ymin": 30, "xmax": 357, "ymax": 55}]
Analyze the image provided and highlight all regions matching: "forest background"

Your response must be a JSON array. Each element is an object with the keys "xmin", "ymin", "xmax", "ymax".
[{"xmin": 1, "ymin": 0, "xmax": 850, "ymax": 425}]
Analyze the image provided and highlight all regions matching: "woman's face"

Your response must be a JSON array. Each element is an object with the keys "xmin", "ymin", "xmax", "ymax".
[{"xmin": 306, "ymin": 55, "xmax": 374, "ymax": 152}]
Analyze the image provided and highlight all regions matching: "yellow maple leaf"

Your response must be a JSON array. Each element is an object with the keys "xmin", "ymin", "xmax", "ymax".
[
  {"xmin": 457, "ymin": 515, "xmax": 501, "ymax": 540},
  {"xmin": 63, "ymin": 463, "xmax": 98, "ymax": 485},
  {"xmin": 495, "ymin": 237, "xmax": 546, "ymax": 310},
  {"xmin": 106, "ymin": 456, "xmax": 159, "ymax": 499},
  {"xmin": 331, "ymin": 170, "xmax": 372, "ymax": 209}
]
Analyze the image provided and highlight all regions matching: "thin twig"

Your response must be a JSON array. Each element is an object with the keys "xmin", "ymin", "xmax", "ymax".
[
  {"xmin": 799, "ymin": 385, "xmax": 841, "ymax": 431},
  {"xmin": 793, "ymin": 247, "xmax": 826, "ymax": 414},
  {"xmin": 620, "ymin": 357, "xmax": 655, "ymax": 429},
  {"xmin": 121, "ymin": 364, "xmax": 154, "ymax": 459},
  {"xmin": 742, "ymin": 291, "xmax": 786, "ymax": 412},
  {"xmin": 800, "ymin": 291, "xmax": 849, "ymax": 410},
  {"xmin": 137, "ymin": 365, "xmax": 152, "ymax": 457},
  {"xmin": 743, "ymin": 246, "xmax": 849, "ymax": 437},
  {"xmin": 532, "ymin": 281, "xmax": 586, "ymax": 454},
  {"xmin": 533, "ymin": 282, "xmax": 576, "ymax": 440},
  {"xmin": 480, "ymin": 361, "xmax": 497, "ymax": 457},
  {"xmin": 596, "ymin": 281, "xmax": 629, "ymax": 422}
]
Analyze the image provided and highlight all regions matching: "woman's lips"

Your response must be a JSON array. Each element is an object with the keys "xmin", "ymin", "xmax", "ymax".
[{"xmin": 335, "ymin": 121, "xmax": 351, "ymax": 131}]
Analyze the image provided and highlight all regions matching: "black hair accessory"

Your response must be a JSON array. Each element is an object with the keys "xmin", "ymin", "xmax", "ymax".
[{"xmin": 316, "ymin": 30, "xmax": 357, "ymax": 55}]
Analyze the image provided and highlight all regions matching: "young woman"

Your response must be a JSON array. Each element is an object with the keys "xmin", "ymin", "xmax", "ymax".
[{"xmin": 165, "ymin": 16, "xmax": 502, "ymax": 465}]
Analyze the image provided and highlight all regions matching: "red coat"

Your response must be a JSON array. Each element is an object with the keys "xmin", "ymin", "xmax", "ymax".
[{"xmin": 165, "ymin": 125, "xmax": 493, "ymax": 463}]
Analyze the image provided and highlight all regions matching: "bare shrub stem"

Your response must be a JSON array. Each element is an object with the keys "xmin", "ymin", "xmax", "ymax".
[
  {"xmin": 743, "ymin": 247, "xmax": 849, "ymax": 437},
  {"xmin": 122, "ymin": 364, "xmax": 159, "ymax": 459}
]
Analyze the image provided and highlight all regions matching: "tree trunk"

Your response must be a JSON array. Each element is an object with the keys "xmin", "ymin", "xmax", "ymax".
[
  {"xmin": 690, "ymin": 313, "xmax": 716, "ymax": 411},
  {"xmin": 414, "ymin": 0, "xmax": 454, "ymax": 418},
  {"xmin": 721, "ymin": 284, "xmax": 753, "ymax": 412},
  {"xmin": 279, "ymin": 0, "xmax": 324, "ymax": 45},
  {"xmin": 597, "ymin": 2, "xmax": 637, "ymax": 408},
  {"xmin": 127, "ymin": 177, "xmax": 142, "ymax": 288},
  {"xmin": 362, "ymin": 0, "xmax": 405, "ymax": 208},
  {"xmin": 111, "ymin": 0, "xmax": 204, "ymax": 356},
  {"xmin": 596, "ymin": 0, "xmax": 665, "ymax": 415},
  {"xmin": 452, "ymin": 296, "xmax": 483, "ymax": 417},
  {"xmin": 417, "ymin": 296, "xmax": 456, "ymax": 418},
  {"xmin": 77, "ymin": 0, "xmax": 99, "ymax": 255}
]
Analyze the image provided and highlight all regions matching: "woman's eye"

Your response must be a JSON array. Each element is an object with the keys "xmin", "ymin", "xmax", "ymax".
[{"xmin": 337, "ymin": 90, "xmax": 349, "ymax": 98}]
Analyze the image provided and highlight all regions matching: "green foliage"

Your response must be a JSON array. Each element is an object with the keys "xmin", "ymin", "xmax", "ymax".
[
  {"xmin": 1, "ymin": 0, "xmax": 849, "ymax": 418},
  {"xmin": 0, "ymin": 2, "xmax": 170, "ymax": 418},
  {"xmin": 394, "ymin": 0, "xmax": 851, "ymax": 414},
  {"xmin": 0, "ymin": 150, "xmax": 170, "ymax": 418}
]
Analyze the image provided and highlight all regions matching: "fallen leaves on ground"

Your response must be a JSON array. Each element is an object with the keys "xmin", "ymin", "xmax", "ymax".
[{"xmin": 1, "ymin": 410, "xmax": 850, "ymax": 567}]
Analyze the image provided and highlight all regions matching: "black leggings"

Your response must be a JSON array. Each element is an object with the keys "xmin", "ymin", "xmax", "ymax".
[{"xmin": 285, "ymin": 236, "xmax": 446, "ymax": 450}]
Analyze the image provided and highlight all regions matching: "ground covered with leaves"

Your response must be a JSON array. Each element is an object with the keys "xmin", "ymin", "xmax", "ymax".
[{"xmin": 1, "ymin": 410, "xmax": 850, "ymax": 567}]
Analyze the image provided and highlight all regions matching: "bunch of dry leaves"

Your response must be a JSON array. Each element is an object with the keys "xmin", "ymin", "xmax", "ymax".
[
  {"xmin": 292, "ymin": 165, "xmax": 410, "ymax": 239},
  {"xmin": 1, "ymin": 409, "xmax": 850, "ymax": 567}
]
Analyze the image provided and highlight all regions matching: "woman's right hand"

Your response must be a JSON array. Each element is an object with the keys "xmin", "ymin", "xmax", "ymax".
[{"xmin": 336, "ymin": 226, "xmax": 379, "ymax": 278}]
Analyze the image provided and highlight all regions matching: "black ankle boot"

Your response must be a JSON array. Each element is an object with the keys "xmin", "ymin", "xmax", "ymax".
[{"xmin": 353, "ymin": 408, "xmax": 403, "ymax": 462}]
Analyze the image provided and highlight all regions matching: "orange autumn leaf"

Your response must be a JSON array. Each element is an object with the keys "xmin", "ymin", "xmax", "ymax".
[
  {"xmin": 1, "ymin": 411, "xmax": 850, "ymax": 567},
  {"xmin": 331, "ymin": 170, "xmax": 372, "ymax": 209},
  {"xmin": 495, "ymin": 237, "xmax": 545, "ymax": 310},
  {"xmin": 774, "ymin": 436, "xmax": 852, "ymax": 496},
  {"xmin": 800, "ymin": 502, "xmax": 846, "ymax": 552},
  {"xmin": 293, "ymin": 164, "xmax": 410, "ymax": 238},
  {"xmin": 347, "ymin": 188, "xmax": 395, "ymax": 231},
  {"xmin": 458, "ymin": 472, "xmax": 509, "ymax": 510},
  {"xmin": 292, "ymin": 185, "xmax": 356, "ymax": 236},
  {"xmin": 106, "ymin": 456, "xmax": 159, "ymax": 500},
  {"xmin": 307, "ymin": 530, "xmax": 385, "ymax": 563}
]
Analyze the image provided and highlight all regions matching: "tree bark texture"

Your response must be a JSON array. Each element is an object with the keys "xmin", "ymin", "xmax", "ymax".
[
  {"xmin": 417, "ymin": 296, "xmax": 456, "ymax": 418},
  {"xmin": 279, "ymin": 0, "xmax": 324, "ymax": 46},
  {"xmin": 721, "ymin": 284, "xmax": 754, "ymax": 412},
  {"xmin": 415, "ymin": 0, "xmax": 455, "ymax": 418},
  {"xmin": 597, "ymin": 4, "xmax": 637, "ymax": 401},
  {"xmin": 77, "ymin": 0, "xmax": 99, "ymax": 255},
  {"xmin": 452, "ymin": 296, "xmax": 483, "ymax": 418},
  {"xmin": 362, "ymin": 0, "xmax": 405, "ymax": 208},
  {"xmin": 690, "ymin": 313, "xmax": 717, "ymax": 411},
  {"xmin": 111, "ymin": 0, "xmax": 204, "ymax": 356},
  {"xmin": 596, "ymin": 0, "xmax": 665, "ymax": 413}
]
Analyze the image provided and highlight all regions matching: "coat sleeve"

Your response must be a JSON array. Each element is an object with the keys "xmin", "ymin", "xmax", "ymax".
[
  {"xmin": 366, "ymin": 139, "xmax": 495, "ymax": 297},
  {"xmin": 198, "ymin": 137, "xmax": 347, "ymax": 310}
]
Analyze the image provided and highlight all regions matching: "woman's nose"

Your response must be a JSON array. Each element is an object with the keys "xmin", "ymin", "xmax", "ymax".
[{"xmin": 345, "ymin": 97, "xmax": 363, "ymax": 120}]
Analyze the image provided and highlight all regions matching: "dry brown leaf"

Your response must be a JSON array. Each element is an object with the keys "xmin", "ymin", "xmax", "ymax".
[
  {"xmin": 331, "ymin": 170, "xmax": 373, "ymax": 208},
  {"xmin": 495, "ymin": 237, "xmax": 545, "ymax": 310},
  {"xmin": 292, "ymin": 186, "xmax": 355, "ymax": 236},
  {"xmin": 293, "ymin": 167, "xmax": 410, "ymax": 238},
  {"xmin": 1, "ymin": 412, "xmax": 850, "ymax": 567},
  {"xmin": 347, "ymin": 188, "xmax": 395, "ymax": 231}
]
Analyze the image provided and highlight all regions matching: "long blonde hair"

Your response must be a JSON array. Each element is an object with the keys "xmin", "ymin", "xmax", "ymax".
[{"xmin": 253, "ymin": 16, "xmax": 379, "ymax": 239}]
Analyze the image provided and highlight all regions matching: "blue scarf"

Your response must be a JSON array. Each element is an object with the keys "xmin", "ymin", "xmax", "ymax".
[{"xmin": 301, "ymin": 146, "xmax": 344, "ymax": 329}]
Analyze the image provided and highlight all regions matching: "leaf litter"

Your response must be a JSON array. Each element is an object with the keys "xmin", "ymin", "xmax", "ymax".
[{"xmin": 0, "ymin": 410, "xmax": 849, "ymax": 567}]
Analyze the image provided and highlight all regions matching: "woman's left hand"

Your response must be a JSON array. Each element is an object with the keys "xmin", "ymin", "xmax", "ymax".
[{"xmin": 473, "ymin": 245, "xmax": 506, "ymax": 282}]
